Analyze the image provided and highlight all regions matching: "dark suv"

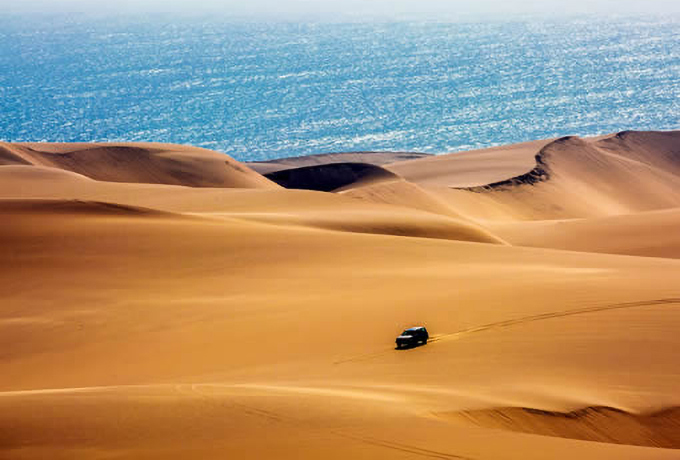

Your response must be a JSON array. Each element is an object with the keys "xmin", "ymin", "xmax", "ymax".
[{"xmin": 396, "ymin": 326, "xmax": 429, "ymax": 348}]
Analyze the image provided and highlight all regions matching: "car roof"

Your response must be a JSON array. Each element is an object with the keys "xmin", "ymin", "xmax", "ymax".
[{"xmin": 405, "ymin": 326, "xmax": 425, "ymax": 331}]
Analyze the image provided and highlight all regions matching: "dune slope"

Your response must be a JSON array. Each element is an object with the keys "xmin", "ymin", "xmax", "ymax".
[
  {"xmin": 386, "ymin": 139, "xmax": 553, "ymax": 188},
  {"xmin": 1, "ymin": 199, "xmax": 680, "ymax": 460},
  {"xmin": 402, "ymin": 132, "xmax": 680, "ymax": 221},
  {"xmin": 0, "ymin": 167, "xmax": 505, "ymax": 245},
  {"xmin": 443, "ymin": 405, "xmax": 680, "ymax": 449},
  {"xmin": 489, "ymin": 207, "xmax": 680, "ymax": 259},
  {"xmin": 265, "ymin": 162, "xmax": 400, "ymax": 192},
  {"xmin": 249, "ymin": 151, "xmax": 431, "ymax": 175},
  {"xmin": 0, "ymin": 142, "xmax": 277, "ymax": 188}
]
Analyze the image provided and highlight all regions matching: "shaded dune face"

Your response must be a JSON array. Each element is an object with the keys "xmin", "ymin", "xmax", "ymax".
[
  {"xmin": 1, "ymin": 132, "xmax": 680, "ymax": 459},
  {"xmin": 0, "ymin": 145, "xmax": 33, "ymax": 166},
  {"xmin": 385, "ymin": 139, "xmax": 553, "ymax": 188},
  {"xmin": 248, "ymin": 151, "xmax": 432, "ymax": 175},
  {"xmin": 402, "ymin": 131, "xmax": 680, "ymax": 222},
  {"xmin": 442, "ymin": 406, "xmax": 680, "ymax": 449},
  {"xmin": 598, "ymin": 131, "xmax": 680, "ymax": 174},
  {"xmin": 265, "ymin": 162, "xmax": 401, "ymax": 192},
  {"xmin": 535, "ymin": 134, "xmax": 680, "ymax": 213}
]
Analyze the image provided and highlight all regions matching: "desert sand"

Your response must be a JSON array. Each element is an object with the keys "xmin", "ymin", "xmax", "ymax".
[{"xmin": 1, "ymin": 131, "xmax": 679, "ymax": 459}]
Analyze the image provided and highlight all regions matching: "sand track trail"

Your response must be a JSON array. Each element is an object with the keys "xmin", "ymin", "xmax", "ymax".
[
  {"xmin": 430, "ymin": 297, "xmax": 680, "ymax": 343},
  {"xmin": 178, "ymin": 383, "xmax": 473, "ymax": 459},
  {"xmin": 334, "ymin": 297, "xmax": 680, "ymax": 364}
]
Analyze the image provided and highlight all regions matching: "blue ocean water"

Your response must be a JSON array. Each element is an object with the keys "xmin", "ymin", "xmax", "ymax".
[{"xmin": 0, "ymin": 15, "xmax": 678, "ymax": 161}]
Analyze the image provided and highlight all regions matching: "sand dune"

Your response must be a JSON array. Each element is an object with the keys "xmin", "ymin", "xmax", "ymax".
[
  {"xmin": 0, "ymin": 198, "xmax": 179, "ymax": 217},
  {"xmin": 395, "ymin": 133, "xmax": 680, "ymax": 223},
  {"xmin": 340, "ymin": 177, "xmax": 467, "ymax": 218},
  {"xmin": 1, "ymin": 132, "xmax": 679, "ymax": 459},
  {"xmin": 231, "ymin": 207, "xmax": 506, "ymax": 244},
  {"xmin": 7, "ymin": 385, "xmax": 680, "ymax": 460},
  {"xmin": 0, "ymin": 142, "xmax": 277, "ymax": 188},
  {"xmin": 443, "ymin": 405, "xmax": 680, "ymax": 449},
  {"xmin": 490, "ymin": 207, "xmax": 680, "ymax": 259},
  {"xmin": 386, "ymin": 139, "xmax": 554, "ymax": 188},
  {"xmin": 598, "ymin": 131, "xmax": 680, "ymax": 174},
  {"xmin": 0, "ymin": 167, "xmax": 504, "ymax": 244},
  {"xmin": 264, "ymin": 162, "xmax": 401, "ymax": 191},
  {"xmin": 1, "ymin": 202, "xmax": 679, "ymax": 458},
  {"xmin": 248, "ymin": 151, "xmax": 431, "ymax": 174}
]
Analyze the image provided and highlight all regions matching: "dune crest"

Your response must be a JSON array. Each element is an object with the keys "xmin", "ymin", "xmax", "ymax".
[
  {"xmin": 386, "ymin": 139, "xmax": 553, "ymax": 188},
  {"xmin": 442, "ymin": 405, "xmax": 680, "ymax": 449},
  {"xmin": 248, "ymin": 151, "xmax": 431, "ymax": 175},
  {"xmin": 0, "ymin": 167, "xmax": 506, "ymax": 245},
  {"xmin": 0, "ymin": 198, "xmax": 185, "ymax": 218},
  {"xmin": 0, "ymin": 142, "xmax": 277, "ymax": 189},
  {"xmin": 264, "ymin": 162, "xmax": 400, "ymax": 192},
  {"xmin": 406, "ymin": 131, "xmax": 680, "ymax": 221}
]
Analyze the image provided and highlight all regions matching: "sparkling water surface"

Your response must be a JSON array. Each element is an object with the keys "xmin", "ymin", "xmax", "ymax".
[{"xmin": 0, "ymin": 15, "xmax": 678, "ymax": 161}]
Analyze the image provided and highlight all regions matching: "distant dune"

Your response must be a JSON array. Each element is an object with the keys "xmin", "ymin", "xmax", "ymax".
[
  {"xmin": 248, "ymin": 151, "xmax": 431, "ymax": 175},
  {"xmin": 1, "ymin": 131, "xmax": 679, "ymax": 460},
  {"xmin": 386, "ymin": 139, "xmax": 554, "ymax": 188},
  {"xmin": 0, "ymin": 142, "xmax": 278, "ymax": 189},
  {"xmin": 264, "ymin": 162, "xmax": 401, "ymax": 192}
]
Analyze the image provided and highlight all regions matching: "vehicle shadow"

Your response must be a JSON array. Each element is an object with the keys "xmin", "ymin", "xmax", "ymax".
[{"xmin": 395, "ymin": 341, "xmax": 427, "ymax": 350}]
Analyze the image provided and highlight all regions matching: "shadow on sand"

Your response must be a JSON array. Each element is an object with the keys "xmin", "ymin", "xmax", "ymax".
[{"xmin": 395, "ymin": 341, "xmax": 427, "ymax": 351}]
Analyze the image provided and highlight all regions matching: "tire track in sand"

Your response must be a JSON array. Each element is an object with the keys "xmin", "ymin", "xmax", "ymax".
[
  {"xmin": 184, "ymin": 383, "xmax": 472, "ymax": 459},
  {"xmin": 331, "ymin": 432, "xmax": 473, "ymax": 459},
  {"xmin": 335, "ymin": 297, "xmax": 680, "ymax": 364}
]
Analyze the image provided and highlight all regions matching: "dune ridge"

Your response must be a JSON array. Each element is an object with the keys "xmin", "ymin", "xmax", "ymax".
[
  {"xmin": 0, "ymin": 142, "xmax": 277, "ymax": 189},
  {"xmin": 443, "ymin": 405, "xmax": 680, "ymax": 449},
  {"xmin": 0, "ymin": 198, "xmax": 186, "ymax": 218},
  {"xmin": 264, "ymin": 162, "xmax": 401, "ymax": 191},
  {"xmin": 248, "ymin": 151, "xmax": 431, "ymax": 175},
  {"xmin": 385, "ymin": 139, "xmax": 553, "ymax": 188},
  {"xmin": 404, "ymin": 131, "xmax": 680, "ymax": 221},
  {"xmin": 458, "ymin": 137, "xmax": 558, "ymax": 192},
  {"xmin": 0, "ymin": 166, "xmax": 505, "ymax": 245}
]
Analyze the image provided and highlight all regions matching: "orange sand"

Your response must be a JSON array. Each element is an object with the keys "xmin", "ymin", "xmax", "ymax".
[{"xmin": 1, "ymin": 132, "xmax": 679, "ymax": 459}]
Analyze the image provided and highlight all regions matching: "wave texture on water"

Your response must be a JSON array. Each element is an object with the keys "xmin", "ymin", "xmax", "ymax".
[{"xmin": 0, "ymin": 15, "xmax": 678, "ymax": 161}]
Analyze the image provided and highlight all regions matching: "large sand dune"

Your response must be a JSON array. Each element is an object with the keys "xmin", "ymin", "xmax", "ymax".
[
  {"xmin": 489, "ymin": 207, "xmax": 680, "ymax": 259},
  {"xmin": 402, "ymin": 132, "xmax": 680, "ymax": 221},
  {"xmin": 264, "ymin": 162, "xmax": 400, "ymax": 191},
  {"xmin": 248, "ymin": 151, "xmax": 431, "ymax": 175},
  {"xmin": 1, "ymin": 132, "xmax": 679, "ymax": 459},
  {"xmin": 386, "ymin": 139, "xmax": 554, "ymax": 188},
  {"xmin": 0, "ymin": 142, "xmax": 277, "ymax": 188}
]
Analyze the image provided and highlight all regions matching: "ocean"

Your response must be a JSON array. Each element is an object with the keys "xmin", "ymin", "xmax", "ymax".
[{"xmin": 0, "ymin": 14, "xmax": 678, "ymax": 161}]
